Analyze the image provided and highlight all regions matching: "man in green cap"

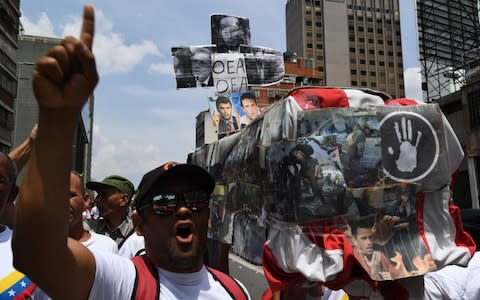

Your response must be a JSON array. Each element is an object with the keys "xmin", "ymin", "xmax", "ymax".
[{"xmin": 86, "ymin": 175, "xmax": 135, "ymax": 248}]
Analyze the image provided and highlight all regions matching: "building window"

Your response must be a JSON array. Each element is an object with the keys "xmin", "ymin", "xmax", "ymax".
[
  {"xmin": 378, "ymin": 50, "xmax": 384, "ymax": 55},
  {"xmin": 360, "ymin": 48, "xmax": 365, "ymax": 54},
  {"xmin": 359, "ymin": 37, "xmax": 365, "ymax": 43},
  {"xmin": 351, "ymin": 70, "xmax": 357, "ymax": 75},
  {"xmin": 371, "ymin": 82, "xmax": 377, "ymax": 87},
  {"xmin": 387, "ymin": 40, "xmax": 393, "ymax": 46},
  {"xmin": 369, "ymin": 49, "xmax": 375, "ymax": 54},
  {"xmin": 378, "ymin": 39, "xmax": 384, "ymax": 44},
  {"xmin": 350, "ymin": 47, "xmax": 356, "ymax": 52},
  {"xmin": 377, "ymin": 29, "xmax": 383, "ymax": 34},
  {"xmin": 316, "ymin": 22, "xmax": 322, "ymax": 27},
  {"xmin": 352, "ymin": 80, "xmax": 358, "ymax": 85},
  {"xmin": 370, "ymin": 71, "xmax": 376, "ymax": 76},
  {"xmin": 358, "ymin": 26, "xmax": 364, "ymax": 32},
  {"xmin": 307, "ymin": 32, "xmax": 312, "ymax": 37},
  {"xmin": 307, "ymin": 43, "xmax": 313, "ymax": 48},
  {"xmin": 361, "ymin": 70, "xmax": 367, "ymax": 75},
  {"xmin": 306, "ymin": 21, "xmax": 312, "ymax": 26},
  {"xmin": 368, "ymin": 27, "xmax": 373, "ymax": 33},
  {"xmin": 316, "ymin": 44, "xmax": 323, "ymax": 49},
  {"xmin": 388, "ymin": 51, "xmax": 393, "ymax": 56},
  {"xmin": 379, "ymin": 61, "xmax": 385, "ymax": 66},
  {"xmin": 368, "ymin": 38, "xmax": 374, "ymax": 43},
  {"xmin": 360, "ymin": 59, "xmax": 366, "ymax": 64},
  {"xmin": 361, "ymin": 81, "xmax": 367, "ymax": 86},
  {"xmin": 369, "ymin": 60, "xmax": 375, "ymax": 65}
]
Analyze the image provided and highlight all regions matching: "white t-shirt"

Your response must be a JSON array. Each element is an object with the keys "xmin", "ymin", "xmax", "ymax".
[
  {"xmin": 32, "ymin": 231, "xmax": 118, "ymax": 300},
  {"xmin": 88, "ymin": 249, "xmax": 251, "ymax": 300},
  {"xmin": 424, "ymin": 251, "xmax": 480, "ymax": 300},
  {"xmin": 83, "ymin": 231, "xmax": 118, "ymax": 254},
  {"xmin": 118, "ymin": 233, "xmax": 145, "ymax": 258}
]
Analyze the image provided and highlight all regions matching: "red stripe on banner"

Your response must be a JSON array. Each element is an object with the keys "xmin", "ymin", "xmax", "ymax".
[
  {"xmin": 385, "ymin": 98, "xmax": 419, "ymax": 106},
  {"xmin": 262, "ymin": 245, "xmax": 304, "ymax": 295},
  {"xmin": 449, "ymin": 203, "xmax": 477, "ymax": 255},
  {"xmin": 288, "ymin": 88, "xmax": 349, "ymax": 110}
]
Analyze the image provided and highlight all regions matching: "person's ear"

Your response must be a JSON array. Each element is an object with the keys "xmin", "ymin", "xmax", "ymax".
[
  {"xmin": 83, "ymin": 192, "xmax": 90, "ymax": 210},
  {"xmin": 132, "ymin": 210, "xmax": 144, "ymax": 236},
  {"xmin": 119, "ymin": 194, "xmax": 129, "ymax": 207}
]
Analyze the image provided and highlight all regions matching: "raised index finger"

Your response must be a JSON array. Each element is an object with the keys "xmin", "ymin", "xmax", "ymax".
[{"xmin": 80, "ymin": 4, "xmax": 95, "ymax": 50}]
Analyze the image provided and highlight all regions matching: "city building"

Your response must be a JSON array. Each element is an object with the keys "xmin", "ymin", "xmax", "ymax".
[
  {"xmin": 252, "ymin": 52, "xmax": 322, "ymax": 109},
  {"xmin": 14, "ymin": 34, "xmax": 94, "ymax": 181},
  {"xmin": 417, "ymin": 0, "xmax": 480, "ymax": 103},
  {"xmin": 0, "ymin": 0, "xmax": 21, "ymax": 153},
  {"xmin": 285, "ymin": 0, "xmax": 404, "ymax": 98}
]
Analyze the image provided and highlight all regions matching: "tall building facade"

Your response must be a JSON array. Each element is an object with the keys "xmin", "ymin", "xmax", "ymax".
[
  {"xmin": 417, "ymin": 0, "xmax": 480, "ymax": 103},
  {"xmin": 286, "ymin": 0, "xmax": 404, "ymax": 98},
  {"xmin": 0, "ymin": 0, "xmax": 21, "ymax": 153},
  {"xmin": 15, "ymin": 35, "xmax": 94, "ymax": 181}
]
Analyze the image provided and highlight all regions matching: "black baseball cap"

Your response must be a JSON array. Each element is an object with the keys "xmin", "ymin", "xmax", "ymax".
[{"xmin": 134, "ymin": 162, "xmax": 215, "ymax": 211}]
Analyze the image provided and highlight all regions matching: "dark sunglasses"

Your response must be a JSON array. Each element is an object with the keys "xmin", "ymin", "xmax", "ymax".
[{"xmin": 138, "ymin": 191, "xmax": 210, "ymax": 216}]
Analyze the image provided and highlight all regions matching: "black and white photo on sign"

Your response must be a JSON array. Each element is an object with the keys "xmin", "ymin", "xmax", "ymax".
[
  {"xmin": 172, "ymin": 45, "xmax": 215, "ymax": 89},
  {"xmin": 298, "ymin": 108, "xmax": 382, "ymax": 189},
  {"xmin": 242, "ymin": 46, "xmax": 285, "ymax": 86},
  {"xmin": 211, "ymin": 52, "xmax": 248, "ymax": 96},
  {"xmin": 211, "ymin": 14, "xmax": 251, "ymax": 52},
  {"xmin": 377, "ymin": 104, "xmax": 450, "ymax": 190}
]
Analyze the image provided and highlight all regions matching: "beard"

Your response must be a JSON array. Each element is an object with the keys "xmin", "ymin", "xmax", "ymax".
[{"xmin": 164, "ymin": 234, "xmax": 207, "ymax": 272}]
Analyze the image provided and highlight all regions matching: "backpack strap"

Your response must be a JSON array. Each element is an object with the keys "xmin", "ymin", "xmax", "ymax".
[
  {"xmin": 131, "ymin": 255, "xmax": 160, "ymax": 300},
  {"xmin": 207, "ymin": 267, "xmax": 249, "ymax": 300}
]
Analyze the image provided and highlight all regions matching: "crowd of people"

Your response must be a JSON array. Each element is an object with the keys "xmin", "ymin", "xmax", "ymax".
[{"xmin": 1, "ymin": 4, "xmax": 479, "ymax": 300}]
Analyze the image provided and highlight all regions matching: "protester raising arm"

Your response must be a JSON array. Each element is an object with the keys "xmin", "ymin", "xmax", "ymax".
[{"xmin": 12, "ymin": 5, "xmax": 99, "ymax": 300}]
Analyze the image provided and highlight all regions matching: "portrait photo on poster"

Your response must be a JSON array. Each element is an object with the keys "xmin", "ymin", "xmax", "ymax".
[
  {"xmin": 172, "ymin": 45, "xmax": 215, "ymax": 89},
  {"xmin": 211, "ymin": 14, "xmax": 251, "ymax": 52},
  {"xmin": 230, "ymin": 90, "xmax": 260, "ymax": 128},
  {"xmin": 208, "ymin": 95, "xmax": 241, "ymax": 139},
  {"xmin": 241, "ymin": 45, "xmax": 285, "ymax": 86},
  {"xmin": 347, "ymin": 183, "xmax": 437, "ymax": 281}
]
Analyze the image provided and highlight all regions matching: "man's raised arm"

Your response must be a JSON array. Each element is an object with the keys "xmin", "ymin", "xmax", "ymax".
[{"xmin": 12, "ymin": 5, "xmax": 99, "ymax": 299}]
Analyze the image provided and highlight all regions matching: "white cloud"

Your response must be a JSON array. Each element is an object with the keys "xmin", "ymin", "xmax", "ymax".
[
  {"xmin": 20, "ymin": 9, "xmax": 161, "ymax": 76},
  {"xmin": 20, "ymin": 13, "xmax": 56, "ymax": 37},
  {"xmin": 91, "ymin": 124, "xmax": 167, "ymax": 187},
  {"xmin": 404, "ymin": 67, "xmax": 423, "ymax": 102},
  {"xmin": 148, "ymin": 63, "xmax": 174, "ymax": 75}
]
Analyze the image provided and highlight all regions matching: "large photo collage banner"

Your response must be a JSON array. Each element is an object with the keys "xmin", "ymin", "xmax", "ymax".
[{"xmin": 196, "ymin": 98, "xmax": 449, "ymax": 278}]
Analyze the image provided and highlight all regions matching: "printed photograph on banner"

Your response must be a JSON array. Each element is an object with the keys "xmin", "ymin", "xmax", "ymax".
[
  {"xmin": 377, "ymin": 104, "xmax": 450, "ymax": 191},
  {"xmin": 231, "ymin": 90, "xmax": 260, "ymax": 128},
  {"xmin": 211, "ymin": 95, "xmax": 241, "ymax": 139},
  {"xmin": 172, "ymin": 45, "xmax": 215, "ymax": 89},
  {"xmin": 223, "ymin": 120, "xmax": 263, "ymax": 183},
  {"xmin": 241, "ymin": 46, "xmax": 285, "ymax": 86},
  {"xmin": 264, "ymin": 136, "xmax": 347, "ymax": 223},
  {"xmin": 298, "ymin": 108, "xmax": 382, "ymax": 189},
  {"xmin": 211, "ymin": 52, "xmax": 248, "ymax": 96},
  {"xmin": 208, "ymin": 184, "xmax": 226, "ymax": 241},
  {"xmin": 233, "ymin": 211, "xmax": 265, "ymax": 265},
  {"xmin": 211, "ymin": 14, "xmax": 251, "ymax": 52},
  {"xmin": 346, "ymin": 184, "xmax": 436, "ymax": 281}
]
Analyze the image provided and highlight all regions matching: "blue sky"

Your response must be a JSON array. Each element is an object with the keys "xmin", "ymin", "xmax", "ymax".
[{"xmin": 20, "ymin": 0, "xmax": 422, "ymax": 187}]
